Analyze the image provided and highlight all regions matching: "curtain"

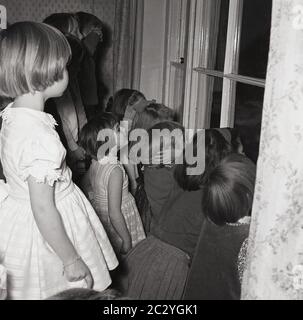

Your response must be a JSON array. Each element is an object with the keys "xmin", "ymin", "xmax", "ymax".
[
  {"xmin": 113, "ymin": 0, "xmax": 143, "ymax": 93},
  {"xmin": 242, "ymin": 0, "xmax": 303, "ymax": 300}
]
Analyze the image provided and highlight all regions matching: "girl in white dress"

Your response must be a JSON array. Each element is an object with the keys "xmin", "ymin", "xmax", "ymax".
[{"xmin": 0, "ymin": 22, "xmax": 118, "ymax": 300}]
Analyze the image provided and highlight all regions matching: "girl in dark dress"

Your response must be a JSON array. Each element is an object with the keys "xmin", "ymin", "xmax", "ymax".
[
  {"xmin": 120, "ymin": 125, "xmax": 241, "ymax": 299},
  {"xmin": 121, "ymin": 100, "xmax": 175, "ymax": 231},
  {"xmin": 183, "ymin": 154, "xmax": 256, "ymax": 300},
  {"xmin": 120, "ymin": 121, "xmax": 195, "ymax": 299}
]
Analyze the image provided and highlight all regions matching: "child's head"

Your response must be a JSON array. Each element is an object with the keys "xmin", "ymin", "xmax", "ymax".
[
  {"xmin": 205, "ymin": 128, "xmax": 235, "ymax": 171},
  {"xmin": 79, "ymin": 112, "xmax": 118, "ymax": 160},
  {"xmin": 140, "ymin": 120, "xmax": 184, "ymax": 168},
  {"xmin": 201, "ymin": 154, "xmax": 256, "ymax": 226},
  {"xmin": 131, "ymin": 102, "xmax": 176, "ymax": 131},
  {"xmin": 107, "ymin": 89, "xmax": 146, "ymax": 121},
  {"xmin": 76, "ymin": 12, "xmax": 103, "ymax": 40},
  {"xmin": 43, "ymin": 13, "xmax": 80, "ymax": 38},
  {"xmin": 214, "ymin": 128, "xmax": 244, "ymax": 155},
  {"xmin": 174, "ymin": 128, "xmax": 242, "ymax": 191},
  {"xmin": 0, "ymin": 22, "xmax": 71, "ymax": 99},
  {"xmin": 76, "ymin": 12, "xmax": 103, "ymax": 55}
]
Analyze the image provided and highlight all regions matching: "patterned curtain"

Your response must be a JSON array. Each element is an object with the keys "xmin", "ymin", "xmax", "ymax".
[
  {"xmin": 242, "ymin": 0, "xmax": 303, "ymax": 299},
  {"xmin": 113, "ymin": 0, "xmax": 143, "ymax": 93}
]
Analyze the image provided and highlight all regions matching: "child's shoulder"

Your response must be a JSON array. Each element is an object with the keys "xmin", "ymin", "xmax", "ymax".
[
  {"xmin": 103, "ymin": 161, "xmax": 125, "ymax": 174},
  {"xmin": 2, "ymin": 107, "xmax": 56, "ymax": 135},
  {"xmin": 96, "ymin": 161, "xmax": 125, "ymax": 179}
]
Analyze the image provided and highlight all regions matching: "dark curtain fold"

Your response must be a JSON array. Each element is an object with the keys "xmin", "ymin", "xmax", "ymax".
[{"xmin": 113, "ymin": 0, "xmax": 143, "ymax": 93}]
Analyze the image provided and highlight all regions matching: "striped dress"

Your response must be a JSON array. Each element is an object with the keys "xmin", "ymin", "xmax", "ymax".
[
  {"xmin": 85, "ymin": 160, "xmax": 146, "ymax": 255},
  {"xmin": 0, "ymin": 104, "xmax": 118, "ymax": 300}
]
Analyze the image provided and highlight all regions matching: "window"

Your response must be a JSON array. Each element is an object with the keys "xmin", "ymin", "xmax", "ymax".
[
  {"xmin": 181, "ymin": 0, "xmax": 272, "ymax": 162},
  {"xmin": 164, "ymin": 0, "xmax": 190, "ymax": 123}
]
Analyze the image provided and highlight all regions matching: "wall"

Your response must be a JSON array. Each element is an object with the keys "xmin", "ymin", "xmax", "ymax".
[
  {"xmin": 0, "ymin": 0, "xmax": 116, "ymax": 101},
  {"xmin": 139, "ymin": 0, "xmax": 167, "ymax": 102}
]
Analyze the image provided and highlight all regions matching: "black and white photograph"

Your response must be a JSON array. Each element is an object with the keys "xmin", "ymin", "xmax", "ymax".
[{"xmin": 0, "ymin": 0, "xmax": 300, "ymax": 305}]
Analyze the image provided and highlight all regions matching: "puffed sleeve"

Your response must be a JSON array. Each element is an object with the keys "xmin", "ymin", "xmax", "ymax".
[{"xmin": 18, "ymin": 135, "xmax": 66, "ymax": 186}]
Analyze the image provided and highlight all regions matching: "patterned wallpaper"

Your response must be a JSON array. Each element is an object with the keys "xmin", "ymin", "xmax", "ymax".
[
  {"xmin": 0, "ymin": 0, "xmax": 115, "ymax": 26},
  {"xmin": 0, "ymin": 0, "xmax": 116, "ymax": 98}
]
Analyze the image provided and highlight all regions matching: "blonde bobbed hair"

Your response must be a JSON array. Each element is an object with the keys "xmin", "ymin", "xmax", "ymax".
[{"xmin": 0, "ymin": 21, "xmax": 71, "ymax": 98}]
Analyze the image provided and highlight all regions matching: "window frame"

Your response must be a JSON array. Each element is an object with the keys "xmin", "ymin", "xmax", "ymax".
[
  {"xmin": 164, "ymin": 0, "xmax": 190, "ymax": 114},
  {"xmin": 183, "ymin": 0, "xmax": 267, "ymax": 129}
]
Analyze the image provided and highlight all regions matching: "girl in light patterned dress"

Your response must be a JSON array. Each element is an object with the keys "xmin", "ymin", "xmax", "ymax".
[
  {"xmin": 79, "ymin": 113, "xmax": 145, "ymax": 257},
  {"xmin": 0, "ymin": 22, "xmax": 118, "ymax": 300}
]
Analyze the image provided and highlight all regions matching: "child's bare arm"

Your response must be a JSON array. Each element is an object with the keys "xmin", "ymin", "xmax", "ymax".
[
  {"xmin": 123, "ymin": 163, "xmax": 138, "ymax": 195},
  {"xmin": 28, "ymin": 176, "xmax": 93, "ymax": 287},
  {"xmin": 107, "ymin": 167, "xmax": 132, "ymax": 254}
]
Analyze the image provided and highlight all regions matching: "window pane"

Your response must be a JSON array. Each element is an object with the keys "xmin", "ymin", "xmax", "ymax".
[
  {"xmin": 214, "ymin": 0, "xmax": 230, "ymax": 71},
  {"xmin": 238, "ymin": 0, "xmax": 272, "ymax": 79},
  {"xmin": 194, "ymin": 74, "xmax": 222, "ymax": 128},
  {"xmin": 234, "ymin": 83, "xmax": 264, "ymax": 163},
  {"xmin": 202, "ymin": 0, "xmax": 229, "ymax": 71},
  {"xmin": 210, "ymin": 77, "xmax": 223, "ymax": 127}
]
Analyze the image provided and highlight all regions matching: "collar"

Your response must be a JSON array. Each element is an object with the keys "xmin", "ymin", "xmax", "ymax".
[{"xmin": 0, "ymin": 103, "xmax": 58, "ymax": 128}]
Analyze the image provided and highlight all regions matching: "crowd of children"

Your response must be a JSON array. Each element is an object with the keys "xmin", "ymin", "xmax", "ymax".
[{"xmin": 0, "ymin": 20, "xmax": 256, "ymax": 300}]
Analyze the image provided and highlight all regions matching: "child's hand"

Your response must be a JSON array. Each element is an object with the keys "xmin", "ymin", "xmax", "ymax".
[
  {"xmin": 70, "ymin": 147, "xmax": 86, "ymax": 163},
  {"xmin": 64, "ymin": 257, "xmax": 93, "ymax": 289},
  {"xmin": 121, "ymin": 238, "xmax": 132, "ymax": 255},
  {"xmin": 130, "ymin": 180, "xmax": 137, "ymax": 196}
]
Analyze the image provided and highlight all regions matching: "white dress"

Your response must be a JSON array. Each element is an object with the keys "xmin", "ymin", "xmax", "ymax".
[{"xmin": 0, "ymin": 104, "xmax": 118, "ymax": 300}]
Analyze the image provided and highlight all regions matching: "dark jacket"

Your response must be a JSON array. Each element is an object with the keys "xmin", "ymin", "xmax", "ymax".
[{"xmin": 183, "ymin": 219, "xmax": 249, "ymax": 300}]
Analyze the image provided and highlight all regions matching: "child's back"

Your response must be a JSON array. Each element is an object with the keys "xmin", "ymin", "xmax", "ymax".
[
  {"xmin": 86, "ymin": 160, "xmax": 145, "ymax": 254},
  {"xmin": 0, "ymin": 22, "xmax": 118, "ymax": 300},
  {"xmin": 184, "ymin": 218, "xmax": 249, "ymax": 300},
  {"xmin": 183, "ymin": 154, "xmax": 256, "ymax": 300}
]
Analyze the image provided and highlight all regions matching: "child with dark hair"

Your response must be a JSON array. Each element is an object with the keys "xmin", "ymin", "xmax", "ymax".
[
  {"xmin": 184, "ymin": 154, "xmax": 256, "ymax": 300},
  {"xmin": 129, "ymin": 102, "xmax": 176, "ymax": 132},
  {"xmin": 119, "ymin": 121, "xmax": 204, "ymax": 300},
  {"xmin": 76, "ymin": 12, "xmax": 103, "ymax": 46},
  {"xmin": 106, "ymin": 88, "xmax": 146, "ymax": 121},
  {"xmin": 76, "ymin": 12, "xmax": 104, "ymax": 119},
  {"xmin": 79, "ymin": 113, "xmax": 145, "ymax": 257},
  {"xmin": 43, "ymin": 13, "xmax": 81, "ymax": 38},
  {"xmin": 174, "ymin": 128, "xmax": 244, "ymax": 191},
  {"xmin": 105, "ymin": 89, "xmax": 146, "ymax": 189},
  {"xmin": 124, "ymin": 101, "xmax": 176, "ymax": 230}
]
